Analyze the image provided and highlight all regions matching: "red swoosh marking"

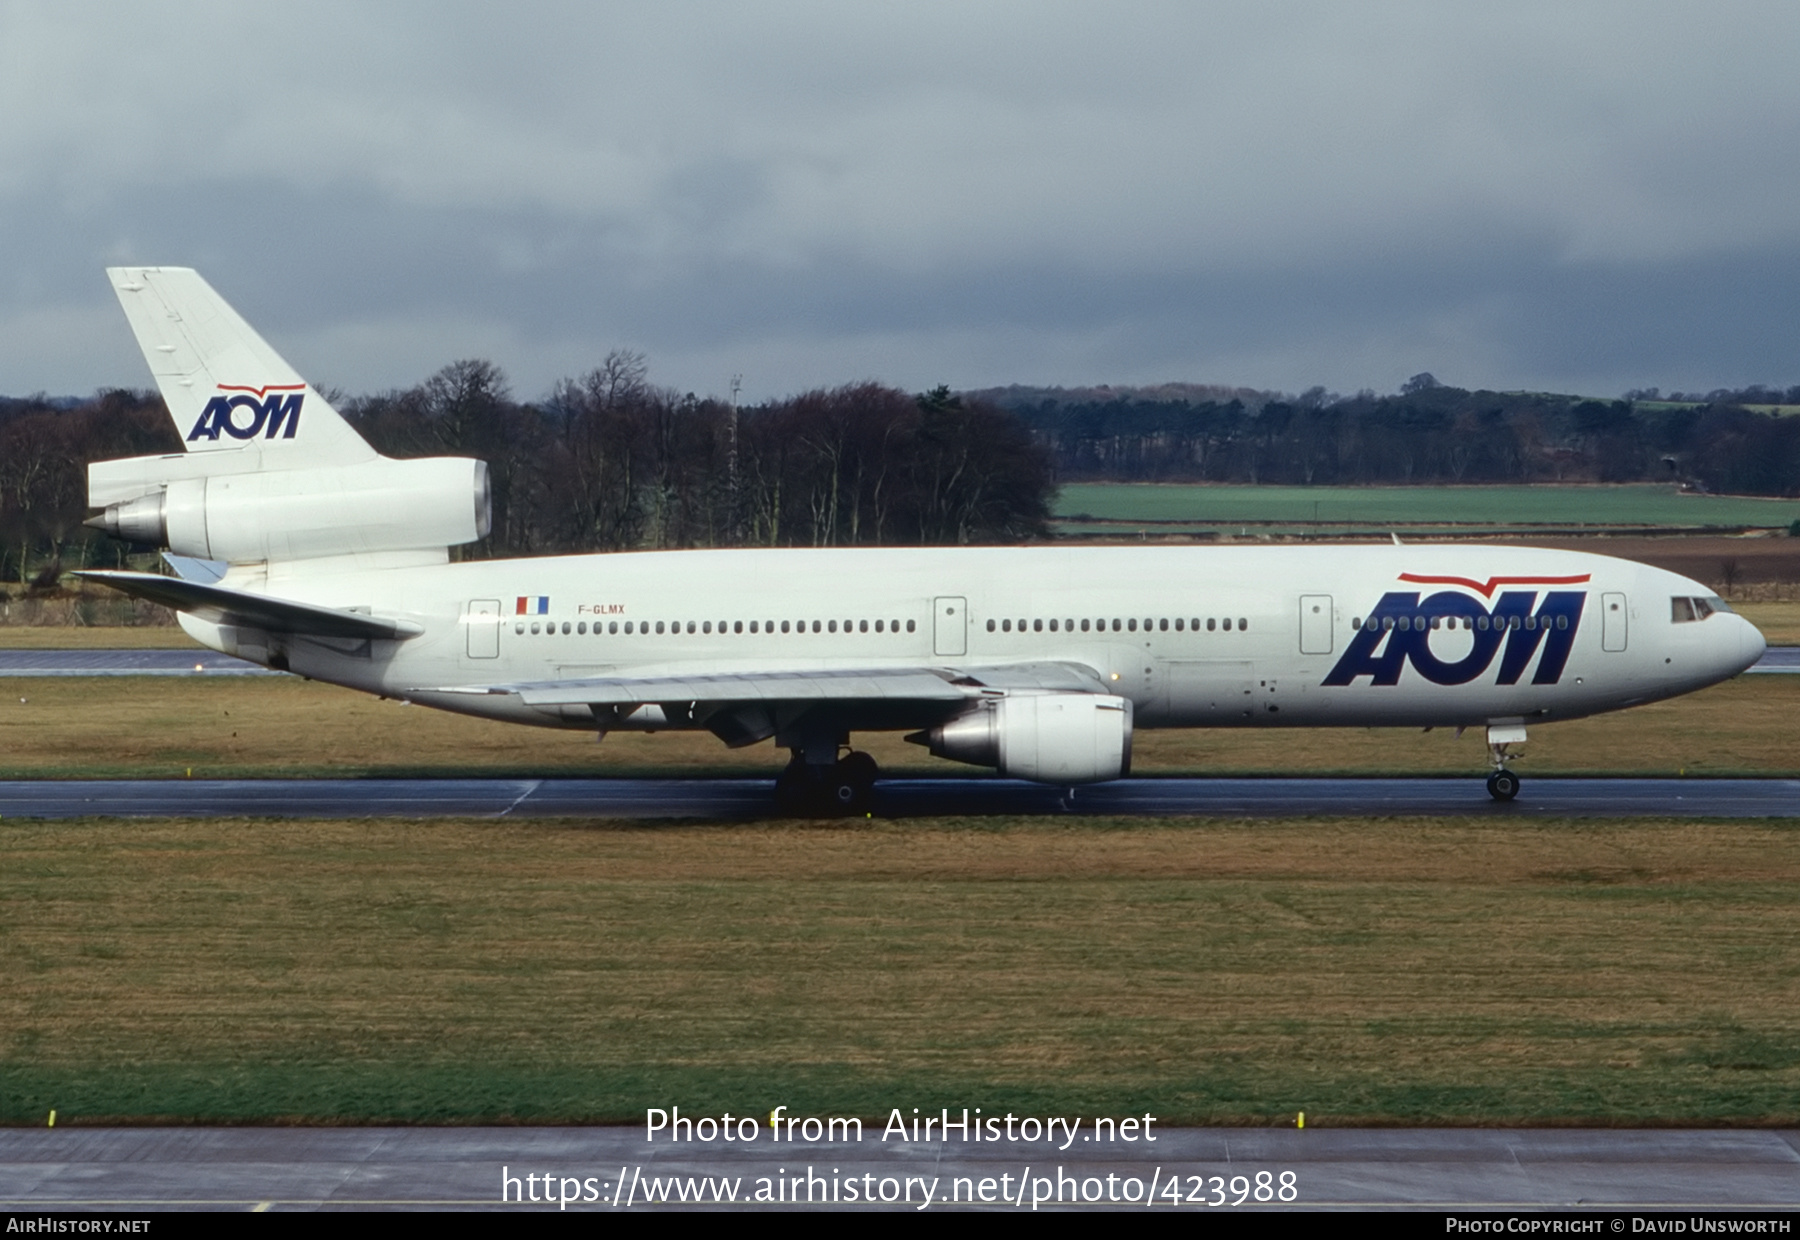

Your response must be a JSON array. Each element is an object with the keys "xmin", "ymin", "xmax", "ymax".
[
  {"xmin": 1398, "ymin": 572, "xmax": 1591, "ymax": 598},
  {"xmin": 215, "ymin": 383, "xmax": 306, "ymax": 397}
]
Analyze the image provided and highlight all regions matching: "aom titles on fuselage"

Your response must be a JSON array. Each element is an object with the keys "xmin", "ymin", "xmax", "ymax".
[{"xmin": 82, "ymin": 268, "xmax": 1766, "ymax": 811}]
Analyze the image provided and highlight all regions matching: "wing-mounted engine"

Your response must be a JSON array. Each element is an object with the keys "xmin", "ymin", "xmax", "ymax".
[
  {"xmin": 909, "ymin": 692, "xmax": 1133, "ymax": 783},
  {"xmin": 87, "ymin": 454, "xmax": 490, "ymax": 563}
]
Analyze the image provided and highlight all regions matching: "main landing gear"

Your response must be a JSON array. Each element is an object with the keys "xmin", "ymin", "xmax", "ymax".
[
  {"xmin": 773, "ymin": 749, "xmax": 879, "ymax": 816},
  {"xmin": 1484, "ymin": 722, "xmax": 1527, "ymax": 802}
]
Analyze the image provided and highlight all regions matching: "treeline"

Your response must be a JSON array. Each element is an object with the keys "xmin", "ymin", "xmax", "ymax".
[
  {"xmin": 976, "ymin": 375, "xmax": 1800, "ymax": 491},
  {"xmin": 11, "ymin": 360, "xmax": 1800, "ymax": 589},
  {"xmin": 0, "ymin": 361, "xmax": 1051, "ymax": 586}
]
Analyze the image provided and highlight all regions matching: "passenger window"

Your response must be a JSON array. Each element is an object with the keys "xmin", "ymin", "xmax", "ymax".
[
  {"xmin": 1049, "ymin": 619, "xmax": 1059, "ymax": 632},
  {"xmin": 1240, "ymin": 618, "xmax": 1248, "ymax": 631},
  {"xmin": 906, "ymin": 619, "xmax": 916, "ymax": 632},
  {"xmin": 1112, "ymin": 619, "xmax": 1121, "ymax": 632},
  {"xmin": 1080, "ymin": 619, "xmax": 1090, "ymax": 632},
  {"xmin": 812, "ymin": 620, "xmax": 821, "ymax": 633},
  {"xmin": 780, "ymin": 621, "xmax": 790, "ymax": 633},
  {"xmin": 1159, "ymin": 618, "xmax": 1168, "ymax": 631},
  {"xmin": 578, "ymin": 621, "xmax": 587, "ymax": 634},
  {"xmin": 875, "ymin": 620, "xmax": 884, "ymax": 633},
  {"xmin": 609, "ymin": 621, "xmax": 618, "ymax": 634},
  {"xmin": 1224, "ymin": 618, "xmax": 1233, "ymax": 631},
  {"xmin": 1034, "ymin": 619, "xmax": 1043, "ymax": 632},
  {"xmin": 1556, "ymin": 614, "xmax": 1568, "ymax": 630},
  {"xmin": 1174, "ymin": 618, "xmax": 1184, "ymax": 631},
  {"xmin": 829, "ymin": 620, "xmax": 838, "ymax": 633},
  {"xmin": 1208, "ymin": 618, "xmax": 1217, "ymax": 631},
  {"xmin": 859, "ymin": 620, "xmax": 868, "ymax": 633},
  {"xmin": 987, "ymin": 619, "xmax": 996, "ymax": 632},
  {"xmin": 514, "ymin": 621, "xmax": 525, "ymax": 634}
]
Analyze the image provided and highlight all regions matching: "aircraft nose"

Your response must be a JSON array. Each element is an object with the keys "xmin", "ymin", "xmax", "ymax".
[{"xmin": 1740, "ymin": 616, "xmax": 1769, "ymax": 672}]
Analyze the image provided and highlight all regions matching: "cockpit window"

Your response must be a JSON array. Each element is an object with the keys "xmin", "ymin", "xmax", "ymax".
[{"xmin": 1672, "ymin": 596, "xmax": 1729, "ymax": 623}]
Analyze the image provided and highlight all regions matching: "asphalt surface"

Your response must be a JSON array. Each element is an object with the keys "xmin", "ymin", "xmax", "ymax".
[
  {"xmin": 2, "ymin": 647, "xmax": 1797, "ymax": 676},
  {"xmin": 2, "ymin": 1126, "xmax": 1796, "ymax": 1211},
  {"xmin": 0, "ymin": 649, "xmax": 272, "ymax": 675},
  {"xmin": 2, "ymin": 775, "xmax": 1798, "ymax": 818}
]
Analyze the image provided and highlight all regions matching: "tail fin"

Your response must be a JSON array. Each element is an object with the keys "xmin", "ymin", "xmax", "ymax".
[{"xmin": 107, "ymin": 267, "xmax": 375, "ymax": 466}]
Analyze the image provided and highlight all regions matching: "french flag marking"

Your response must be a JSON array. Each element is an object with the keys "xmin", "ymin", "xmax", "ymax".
[{"xmin": 516, "ymin": 596, "xmax": 549, "ymax": 615}]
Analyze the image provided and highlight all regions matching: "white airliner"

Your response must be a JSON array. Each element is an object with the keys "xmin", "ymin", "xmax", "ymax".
[{"xmin": 82, "ymin": 268, "xmax": 1767, "ymax": 810}]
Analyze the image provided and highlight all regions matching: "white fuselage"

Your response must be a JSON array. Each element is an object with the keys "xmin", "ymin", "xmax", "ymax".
[{"xmin": 182, "ymin": 543, "xmax": 1766, "ymax": 738}]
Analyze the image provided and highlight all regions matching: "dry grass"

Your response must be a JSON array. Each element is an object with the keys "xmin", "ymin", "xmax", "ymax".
[
  {"xmin": 1, "ymin": 671, "xmax": 1794, "ymax": 778},
  {"xmin": 3, "ymin": 816, "xmax": 1797, "ymax": 1124},
  {"xmin": 0, "ymin": 626, "xmax": 197, "ymax": 649},
  {"xmin": 1732, "ymin": 600, "xmax": 1800, "ymax": 644}
]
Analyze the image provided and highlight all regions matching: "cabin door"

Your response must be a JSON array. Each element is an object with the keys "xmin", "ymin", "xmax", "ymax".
[
  {"xmin": 1601, "ymin": 592, "xmax": 1628, "ymax": 652},
  {"xmin": 1299, "ymin": 594, "xmax": 1334, "ymax": 655},
  {"xmin": 933, "ymin": 596, "xmax": 967, "ymax": 657},
  {"xmin": 467, "ymin": 599, "xmax": 501, "ymax": 658}
]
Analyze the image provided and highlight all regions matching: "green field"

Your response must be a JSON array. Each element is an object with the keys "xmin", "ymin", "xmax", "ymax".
[
  {"xmin": 1054, "ymin": 483, "xmax": 1800, "ymax": 529},
  {"xmin": 4, "ymin": 816, "xmax": 1797, "ymax": 1126}
]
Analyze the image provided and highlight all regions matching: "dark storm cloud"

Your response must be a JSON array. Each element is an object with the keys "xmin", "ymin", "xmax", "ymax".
[{"xmin": 3, "ymin": 2, "xmax": 1799, "ymax": 401}]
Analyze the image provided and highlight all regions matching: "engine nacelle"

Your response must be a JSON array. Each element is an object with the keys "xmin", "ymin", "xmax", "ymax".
[
  {"xmin": 917, "ymin": 692, "xmax": 1133, "ymax": 784},
  {"xmin": 89, "ymin": 456, "xmax": 490, "ymax": 563}
]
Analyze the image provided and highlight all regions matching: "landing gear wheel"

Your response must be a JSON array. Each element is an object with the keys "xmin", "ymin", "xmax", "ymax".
[
  {"xmin": 773, "ymin": 762, "xmax": 813, "ymax": 815},
  {"xmin": 1486, "ymin": 769, "xmax": 1520, "ymax": 802},
  {"xmin": 829, "ymin": 752, "xmax": 879, "ymax": 815}
]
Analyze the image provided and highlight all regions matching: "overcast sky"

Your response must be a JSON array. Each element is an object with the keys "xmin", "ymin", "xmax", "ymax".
[{"xmin": 4, "ymin": 1, "xmax": 1800, "ymax": 404}]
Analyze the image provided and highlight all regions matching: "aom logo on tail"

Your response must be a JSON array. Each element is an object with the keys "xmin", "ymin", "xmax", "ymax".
[
  {"xmin": 1323, "ymin": 573, "xmax": 1591, "ymax": 687},
  {"xmin": 187, "ymin": 384, "xmax": 305, "ymax": 442}
]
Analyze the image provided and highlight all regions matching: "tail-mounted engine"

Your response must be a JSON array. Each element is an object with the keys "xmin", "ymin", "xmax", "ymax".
[
  {"xmin": 911, "ymin": 692, "xmax": 1133, "ymax": 783},
  {"xmin": 88, "ymin": 455, "xmax": 490, "ymax": 563}
]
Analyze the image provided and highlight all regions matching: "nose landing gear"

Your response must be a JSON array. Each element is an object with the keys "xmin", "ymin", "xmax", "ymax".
[
  {"xmin": 1484, "ymin": 721, "xmax": 1527, "ymax": 802},
  {"xmin": 1486, "ymin": 769, "xmax": 1521, "ymax": 801}
]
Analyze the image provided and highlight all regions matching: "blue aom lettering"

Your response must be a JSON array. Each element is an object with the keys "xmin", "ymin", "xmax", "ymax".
[
  {"xmin": 1322, "ymin": 590, "xmax": 1586, "ymax": 687},
  {"xmin": 187, "ymin": 392, "xmax": 304, "ymax": 442}
]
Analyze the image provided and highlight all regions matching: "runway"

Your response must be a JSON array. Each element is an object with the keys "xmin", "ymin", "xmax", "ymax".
[
  {"xmin": 3, "ymin": 774, "xmax": 1799, "ymax": 818},
  {"xmin": 3, "ymin": 1126, "xmax": 1797, "ymax": 1211},
  {"xmin": 0, "ymin": 649, "xmax": 274, "ymax": 675}
]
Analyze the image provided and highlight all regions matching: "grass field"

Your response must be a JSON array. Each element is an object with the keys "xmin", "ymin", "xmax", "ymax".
[
  {"xmin": 3, "ymin": 815, "xmax": 1797, "ymax": 1125},
  {"xmin": 1, "ymin": 670, "xmax": 1793, "ymax": 779},
  {"xmin": 1055, "ymin": 483, "xmax": 1800, "ymax": 529},
  {"xmin": 0, "ymin": 626, "xmax": 195, "ymax": 649}
]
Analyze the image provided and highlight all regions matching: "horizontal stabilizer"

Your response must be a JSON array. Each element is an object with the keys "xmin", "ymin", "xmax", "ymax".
[{"xmin": 76, "ymin": 570, "xmax": 422, "ymax": 641}]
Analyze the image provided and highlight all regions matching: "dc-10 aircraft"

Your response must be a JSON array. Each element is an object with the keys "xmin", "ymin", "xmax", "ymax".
[{"xmin": 82, "ymin": 268, "xmax": 1767, "ymax": 812}]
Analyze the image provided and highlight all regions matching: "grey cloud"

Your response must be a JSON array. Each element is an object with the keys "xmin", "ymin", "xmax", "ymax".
[{"xmin": 3, "ymin": 2, "xmax": 1799, "ymax": 403}]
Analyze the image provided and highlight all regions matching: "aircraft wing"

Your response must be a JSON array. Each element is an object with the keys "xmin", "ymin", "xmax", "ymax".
[
  {"xmin": 76, "ymin": 570, "xmax": 424, "ymax": 642},
  {"xmin": 471, "ymin": 660, "xmax": 1110, "ymax": 707}
]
